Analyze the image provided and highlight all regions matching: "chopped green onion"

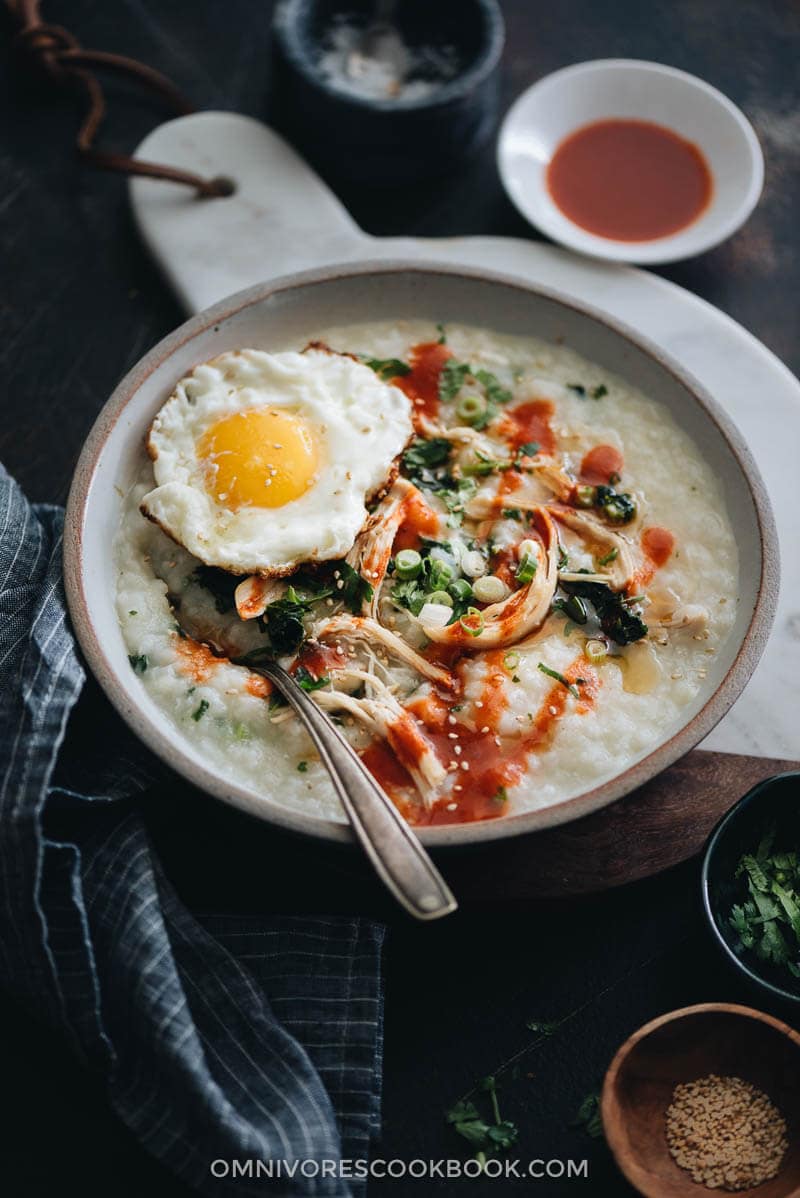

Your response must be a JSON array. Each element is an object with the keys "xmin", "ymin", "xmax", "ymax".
[
  {"xmin": 575, "ymin": 485, "xmax": 596, "ymax": 508},
  {"xmin": 427, "ymin": 590, "xmax": 453, "ymax": 608},
  {"xmin": 448, "ymin": 578, "xmax": 473, "ymax": 602},
  {"xmin": 584, "ymin": 639, "xmax": 607, "ymax": 664},
  {"xmin": 493, "ymin": 787, "xmax": 509, "ymax": 804},
  {"xmin": 516, "ymin": 553, "xmax": 538, "ymax": 585},
  {"xmin": 192, "ymin": 699, "xmax": 210, "ymax": 721},
  {"xmin": 456, "ymin": 393, "xmax": 488, "ymax": 425},
  {"xmin": 538, "ymin": 662, "xmax": 580, "ymax": 699},
  {"xmin": 472, "ymin": 575, "xmax": 507, "ymax": 604},
  {"xmin": 597, "ymin": 548, "xmax": 619, "ymax": 567},
  {"xmin": 395, "ymin": 548, "xmax": 422, "ymax": 579},
  {"xmin": 297, "ymin": 761, "xmax": 308, "ymax": 772},
  {"xmin": 503, "ymin": 651, "xmax": 520, "ymax": 672},
  {"xmin": 460, "ymin": 607, "xmax": 485, "ymax": 637}
]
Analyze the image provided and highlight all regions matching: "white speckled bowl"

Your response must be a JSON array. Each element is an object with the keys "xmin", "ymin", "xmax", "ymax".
[
  {"xmin": 63, "ymin": 262, "xmax": 778, "ymax": 846},
  {"xmin": 498, "ymin": 59, "xmax": 764, "ymax": 264}
]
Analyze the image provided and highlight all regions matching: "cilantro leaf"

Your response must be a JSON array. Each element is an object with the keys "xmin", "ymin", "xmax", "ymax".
[
  {"xmin": 439, "ymin": 360, "xmax": 471, "ymax": 402},
  {"xmin": 402, "ymin": 437, "xmax": 452, "ymax": 477},
  {"xmin": 571, "ymin": 1092, "xmax": 603, "ymax": 1139},
  {"xmin": 332, "ymin": 561, "xmax": 373, "ymax": 614},
  {"xmin": 363, "ymin": 356, "xmax": 410, "ymax": 380}
]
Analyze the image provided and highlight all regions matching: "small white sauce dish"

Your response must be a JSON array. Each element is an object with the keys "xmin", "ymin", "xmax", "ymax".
[{"xmin": 497, "ymin": 59, "xmax": 764, "ymax": 265}]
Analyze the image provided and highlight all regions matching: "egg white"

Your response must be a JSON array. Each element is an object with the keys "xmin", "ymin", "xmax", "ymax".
[{"xmin": 140, "ymin": 347, "xmax": 413, "ymax": 574}]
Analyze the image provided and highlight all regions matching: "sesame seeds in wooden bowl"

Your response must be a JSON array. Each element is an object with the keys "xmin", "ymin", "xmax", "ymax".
[{"xmin": 601, "ymin": 1004, "xmax": 800, "ymax": 1197}]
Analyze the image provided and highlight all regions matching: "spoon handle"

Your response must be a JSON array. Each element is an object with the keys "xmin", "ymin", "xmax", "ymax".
[{"xmin": 253, "ymin": 660, "xmax": 457, "ymax": 921}]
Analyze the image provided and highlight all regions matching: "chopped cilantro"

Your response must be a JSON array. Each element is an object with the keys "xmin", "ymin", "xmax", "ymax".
[
  {"xmin": 332, "ymin": 561, "xmax": 374, "ymax": 613},
  {"xmin": 567, "ymin": 383, "xmax": 586, "ymax": 397},
  {"xmin": 128, "ymin": 653, "xmax": 148, "ymax": 674},
  {"xmin": 437, "ymin": 360, "xmax": 512, "ymax": 429},
  {"xmin": 192, "ymin": 699, "xmax": 209, "ymax": 721},
  {"xmin": 726, "ymin": 825, "xmax": 800, "ymax": 982},
  {"xmin": 571, "ymin": 1092, "xmax": 603, "ymax": 1138},
  {"xmin": 297, "ymin": 761, "xmax": 308, "ymax": 773},
  {"xmin": 362, "ymin": 356, "xmax": 410, "ymax": 380},
  {"xmin": 592, "ymin": 383, "xmax": 609, "ymax": 399},
  {"xmin": 439, "ymin": 360, "xmax": 472, "ymax": 403},
  {"xmin": 436, "ymin": 322, "xmax": 447, "ymax": 344},
  {"xmin": 501, "ymin": 508, "xmax": 522, "ymax": 520},
  {"xmin": 295, "ymin": 667, "xmax": 330, "ymax": 693},
  {"xmin": 402, "ymin": 437, "xmax": 452, "ymax": 477},
  {"xmin": 446, "ymin": 1076, "xmax": 519, "ymax": 1157}
]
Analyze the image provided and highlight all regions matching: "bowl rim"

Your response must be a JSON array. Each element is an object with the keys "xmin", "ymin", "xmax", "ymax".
[
  {"xmin": 63, "ymin": 258, "xmax": 780, "ymax": 848},
  {"xmin": 273, "ymin": 0, "xmax": 505, "ymax": 113},
  {"xmin": 497, "ymin": 57, "xmax": 765, "ymax": 265},
  {"xmin": 601, "ymin": 1001, "xmax": 800, "ymax": 1197},
  {"xmin": 701, "ymin": 771, "xmax": 800, "ymax": 1005}
]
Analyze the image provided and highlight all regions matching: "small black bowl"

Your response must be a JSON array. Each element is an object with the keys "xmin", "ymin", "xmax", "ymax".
[
  {"xmin": 702, "ymin": 772, "xmax": 800, "ymax": 1008},
  {"xmin": 272, "ymin": 0, "xmax": 505, "ymax": 184}
]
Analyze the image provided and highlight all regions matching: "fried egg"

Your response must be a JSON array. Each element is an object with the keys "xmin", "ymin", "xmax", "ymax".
[{"xmin": 140, "ymin": 347, "xmax": 413, "ymax": 574}]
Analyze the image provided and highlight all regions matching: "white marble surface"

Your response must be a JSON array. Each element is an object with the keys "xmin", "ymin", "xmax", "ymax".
[{"xmin": 130, "ymin": 112, "xmax": 800, "ymax": 762}]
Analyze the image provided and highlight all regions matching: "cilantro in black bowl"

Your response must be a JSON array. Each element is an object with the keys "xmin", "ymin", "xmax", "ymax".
[{"xmin": 702, "ymin": 772, "xmax": 800, "ymax": 1006}]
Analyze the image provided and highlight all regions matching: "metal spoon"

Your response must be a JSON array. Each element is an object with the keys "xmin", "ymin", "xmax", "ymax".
[{"xmin": 239, "ymin": 657, "xmax": 457, "ymax": 921}]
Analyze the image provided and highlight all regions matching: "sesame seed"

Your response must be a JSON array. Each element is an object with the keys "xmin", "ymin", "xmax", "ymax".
[
  {"xmin": 454, "ymin": 745, "xmax": 462, "ymax": 755},
  {"xmin": 448, "ymin": 715, "xmax": 457, "ymax": 725},
  {"xmin": 665, "ymin": 1074, "xmax": 787, "ymax": 1191},
  {"xmin": 460, "ymin": 762, "xmax": 470, "ymax": 771}
]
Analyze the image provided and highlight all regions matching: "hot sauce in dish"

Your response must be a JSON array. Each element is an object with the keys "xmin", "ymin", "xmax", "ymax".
[{"xmin": 547, "ymin": 119, "xmax": 713, "ymax": 242}]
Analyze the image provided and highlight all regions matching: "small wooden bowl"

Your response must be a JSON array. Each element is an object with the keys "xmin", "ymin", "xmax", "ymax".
[{"xmin": 601, "ymin": 1004, "xmax": 800, "ymax": 1197}]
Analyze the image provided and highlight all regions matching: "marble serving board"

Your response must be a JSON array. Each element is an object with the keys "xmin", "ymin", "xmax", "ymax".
[{"xmin": 128, "ymin": 113, "xmax": 799, "ymax": 888}]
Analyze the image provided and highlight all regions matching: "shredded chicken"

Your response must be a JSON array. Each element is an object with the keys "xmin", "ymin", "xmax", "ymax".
[
  {"xmin": 548, "ymin": 505, "xmax": 636, "ymax": 591},
  {"xmin": 315, "ymin": 668, "xmax": 445, "ymax": 806},
  {"xmin": 313, "ymin": 613, "xmax": 454, "ymax": 688},
  {"xmin": 420, "ymin": 506, "xmax": 559, "ymax": 650},
  {"xmin": 653, "ymin": 603, "xmax": 709, "ymax": 634},
  {"xmin": 234, "ymin": 575, "xmax": 285, "ymax": 621},
  {"xmin": 345, "ymin": 479, "xmax": 414, "ymax": 617}
]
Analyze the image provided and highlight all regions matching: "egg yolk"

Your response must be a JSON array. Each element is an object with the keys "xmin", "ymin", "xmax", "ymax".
[{"xmin": 198, "ymin": 408, "xmax": 319, "ymax": 509}]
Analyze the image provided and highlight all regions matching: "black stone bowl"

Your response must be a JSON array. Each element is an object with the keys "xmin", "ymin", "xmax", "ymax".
[
  {"xmin": 272, "ymin": 0, "xmax": 505, "ymax": 184},
  {"xmin": 702, "ymin": 772, "xmax": 800, "ymax": 1009}
]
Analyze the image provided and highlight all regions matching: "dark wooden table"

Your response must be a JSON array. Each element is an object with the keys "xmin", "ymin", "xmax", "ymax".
[{"xmin": 2, "ymin": 2, "xmax": 798, "ymax": 1194}]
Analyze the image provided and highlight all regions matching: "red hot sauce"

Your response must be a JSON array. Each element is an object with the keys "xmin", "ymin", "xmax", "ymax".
[{"xmin": 547, "ymin": 119, "xmax": 713, "ymax": 242}]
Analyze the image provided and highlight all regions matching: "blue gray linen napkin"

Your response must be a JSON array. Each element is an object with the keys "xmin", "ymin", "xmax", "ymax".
[{"xmin": 0, "ymin": 465, "xmax": 385, "ymax": 1196}]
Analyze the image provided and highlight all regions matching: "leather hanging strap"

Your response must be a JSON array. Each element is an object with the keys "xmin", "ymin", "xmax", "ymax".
[{"xmin": 7, "ymin": 0, "xmax": 233, "ymax": 197}]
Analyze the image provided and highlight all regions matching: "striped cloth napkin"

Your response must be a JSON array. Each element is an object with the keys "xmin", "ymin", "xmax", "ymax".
[{"xmin": 0, "ymin": 465, "xmax": 385, "ymax": 1196}]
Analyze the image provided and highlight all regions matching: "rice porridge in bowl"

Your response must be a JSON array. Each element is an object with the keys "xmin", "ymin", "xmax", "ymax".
[{"xmin": 115, "ymin": 319, "xmax": 738, "ymax": 827}]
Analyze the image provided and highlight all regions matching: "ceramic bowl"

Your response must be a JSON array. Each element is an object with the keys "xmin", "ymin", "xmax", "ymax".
[
  {"xmin": 497, "ymin": 59, "xmax": 764, "ymax": 264},
  {"xmin": 702, "ymin": 772, "xmax": 800, "ymax": 1007},
  {"xmin": 602, "ymin": 1003, "xmax": 800, "ymax": 1197},
  {"xmin": 63, "ymin": 261, "xmax": 778, "ymax": 847}
]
